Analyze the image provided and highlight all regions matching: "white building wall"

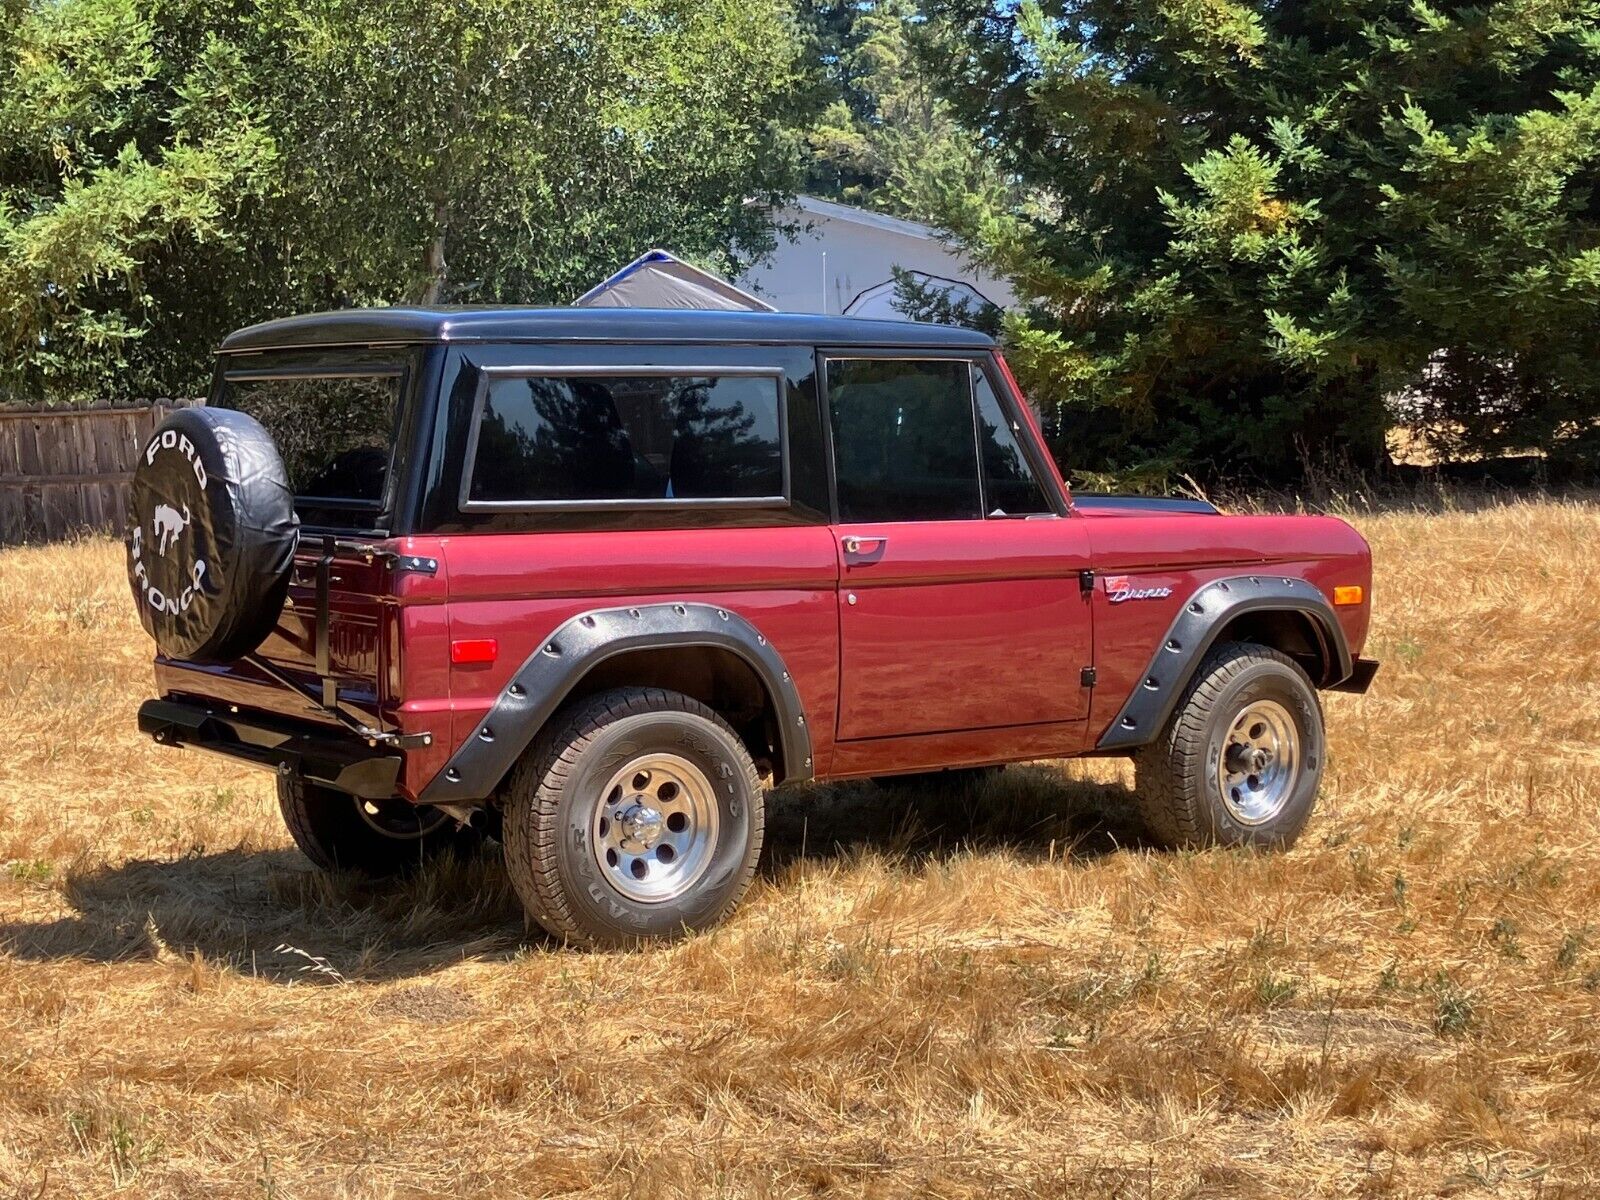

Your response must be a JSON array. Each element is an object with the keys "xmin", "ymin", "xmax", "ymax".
[{"xmin": 737, "ymin": 197, "xmax": 1016, "ymax": 317}]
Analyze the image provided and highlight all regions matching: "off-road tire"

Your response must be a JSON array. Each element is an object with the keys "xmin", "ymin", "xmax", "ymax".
[
  {"xmin": 277, "ymin": 777, "xmax": 476, "ymax": 877},
  {"xmin": 501, "ymin": 687, "xmax": 764, "ymax": 949},
  {"xmin": 1133, "ymin": 641, "xmax": 1325, "ymax": 850}
]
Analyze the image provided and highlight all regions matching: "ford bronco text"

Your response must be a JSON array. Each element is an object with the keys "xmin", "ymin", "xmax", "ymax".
[{"xmin": 126, "ymin": 308, "xmax": 1378, "ymax": 947}]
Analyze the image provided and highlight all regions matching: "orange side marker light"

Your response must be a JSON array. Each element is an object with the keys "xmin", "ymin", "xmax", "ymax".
[{"xmin": 1333, "ymin": 586, "xmax": 1364, "ymax": 607}]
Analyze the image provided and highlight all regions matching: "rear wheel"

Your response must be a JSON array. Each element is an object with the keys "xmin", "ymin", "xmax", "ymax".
[
  {"xmin": 1134, "ymin": 642, "xmax": 1325, "ymax": 850},
  {"xmin": 277, "ymin": 777, "xmax": 476, "ymax": 877},
  {"xmin": 501, "ymin": 687, "xmax": 764, "ymax": 948}
]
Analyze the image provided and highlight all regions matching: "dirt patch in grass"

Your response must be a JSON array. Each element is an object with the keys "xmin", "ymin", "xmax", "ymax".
[{"xmin": 372, "ymin": 983, "xmax": 483, "ymax": 1024}]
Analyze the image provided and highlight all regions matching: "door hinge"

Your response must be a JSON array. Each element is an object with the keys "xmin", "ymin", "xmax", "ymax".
[
  {"xmin": 1080, "ymin": 666, "xmax": 1097, "ymax": 688},
  {"xmin": 361, "ymin": 728, "xmax": 434, "ymax": 750},
  {"xmin": 1079, "ymin": 568, "xmax": 1096, "ymax": 597},
  {"xmin": 331, "ymin": 539, "xmax": 438, "ymax": 575}
]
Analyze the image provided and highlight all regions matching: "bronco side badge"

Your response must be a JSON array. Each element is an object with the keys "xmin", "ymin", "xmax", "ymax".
[{"xmin": 1105, "ymin": 575, "xmax": 1174, "ymax": 604}]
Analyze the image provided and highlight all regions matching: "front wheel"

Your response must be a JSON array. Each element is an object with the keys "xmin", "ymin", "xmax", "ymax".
[
  {"xmin": 1133, "ymin": 641, "xmax": 1325, "ymax": 850},
  {"xmin": 501, "ymin": 687, "xmax": 765, "ymax": 948}
]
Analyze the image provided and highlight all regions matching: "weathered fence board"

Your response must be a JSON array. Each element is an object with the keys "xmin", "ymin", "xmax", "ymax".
[{"xmin": 0, "ymin": 404, "xmax": 198, "ymax": 546}]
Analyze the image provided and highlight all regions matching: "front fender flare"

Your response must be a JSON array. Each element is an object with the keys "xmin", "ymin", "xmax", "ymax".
[
  {"xmin": 419, "ymin": 602, "xmax": 813, "ymax": 805},
  {"xmin": 1095, "ymin": 574, "xmax": 1353, "ymax": 752}
]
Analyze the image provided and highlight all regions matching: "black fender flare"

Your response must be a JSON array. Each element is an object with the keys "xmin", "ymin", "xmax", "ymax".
[
  {"xmin": 419, "ymin": 602, "xmax": 812, "ymax": 805},
  {"xmin": 1095, "ymin": 574, "xmax": 1353, "ymax": 752}
]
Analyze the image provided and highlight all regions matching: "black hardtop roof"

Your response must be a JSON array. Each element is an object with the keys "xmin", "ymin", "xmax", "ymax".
[{"xmin": 218, "ymin": 306, "xmax": 997, "ymax": 354}]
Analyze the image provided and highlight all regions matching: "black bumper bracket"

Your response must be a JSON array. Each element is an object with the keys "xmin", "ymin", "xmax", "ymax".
[{"xmin": 138, "ymin": 698, "xmax": 403, "ymax": 799}]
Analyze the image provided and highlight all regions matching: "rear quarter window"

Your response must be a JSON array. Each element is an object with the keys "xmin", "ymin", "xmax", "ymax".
[{"xmin": 462, "ymin": 368, "xmax": 787, "ymax": 510}]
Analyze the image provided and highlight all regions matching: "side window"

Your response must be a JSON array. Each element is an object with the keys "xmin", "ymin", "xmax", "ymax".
[
  {"xmin": 973, "ymin": 366, "xmax": 1053, "ymax": 516},
  {"xmin": 462, "ymin": 370, "xmax": 785, "ymax": 508},
  {"xmin": 826, "ymin": 358, "xmax": 982, "ymax": 522}
]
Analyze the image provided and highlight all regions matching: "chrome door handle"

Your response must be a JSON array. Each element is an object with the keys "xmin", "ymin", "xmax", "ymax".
[{"xmin": 842, "ymin": 535, "xmax": 887, "ymax": 556}]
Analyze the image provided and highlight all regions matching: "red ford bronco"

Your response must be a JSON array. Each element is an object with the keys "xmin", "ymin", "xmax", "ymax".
[{"xmin": 126, "ymin": 307, "xmax": 1377, "ymax": 947}]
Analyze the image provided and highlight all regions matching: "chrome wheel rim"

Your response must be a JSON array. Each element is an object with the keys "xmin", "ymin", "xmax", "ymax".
[
  {"xmin": 1216, "ymin": 700, "xmax": 1301, "ymax": 825},
  {"xmin": 591, "ymin": 753, "xmax": 719, "ymax": 904},
  {"xmin": 355, "ymin": 797, "xmax": 452, "ymax": 840}
]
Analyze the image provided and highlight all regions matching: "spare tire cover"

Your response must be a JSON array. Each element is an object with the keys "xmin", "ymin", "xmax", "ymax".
[{"xmin": 124, "ymin": 407, "xmax": 300, "ymax": 663}]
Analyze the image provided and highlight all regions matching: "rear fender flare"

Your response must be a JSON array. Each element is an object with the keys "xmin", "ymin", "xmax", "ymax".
[
  {"xmin": 1096, "ymin": 575, "xmax": 1352, "ymax": 752},
  {"xmin": 419, "ymin": 602, "xmax": 812, "ymax": 805}
]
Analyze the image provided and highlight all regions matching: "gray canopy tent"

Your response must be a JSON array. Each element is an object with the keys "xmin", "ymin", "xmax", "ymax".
[{"xmin": 575, "ymin": 249, "xmax": 775, "ymax": 312}]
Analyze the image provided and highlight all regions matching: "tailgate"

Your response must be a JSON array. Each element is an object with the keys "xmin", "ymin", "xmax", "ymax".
[{"xmin": 156, "ymin": 540, "xmax": 392, "ymax": 727}]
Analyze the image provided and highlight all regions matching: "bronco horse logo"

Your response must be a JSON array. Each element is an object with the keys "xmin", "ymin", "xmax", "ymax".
[{"xmin": 151, "ymin": 503, "xmax": 190, "ymax": 556}]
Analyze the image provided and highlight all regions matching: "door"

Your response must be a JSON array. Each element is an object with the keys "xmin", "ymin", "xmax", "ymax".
[{"xmin": 825, "ymin": 353, "xmax": 1094, "ymax": 742}]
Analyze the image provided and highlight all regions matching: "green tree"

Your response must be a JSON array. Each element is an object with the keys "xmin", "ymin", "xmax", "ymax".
[
  {"xmin": 923, "ymin": 0, "xmax": 1600, "ymax": 483},
  {"xmin": 260, "ymin": 0, "xmax": 803, "ymax": 307},
  {"xmin": 1, "ymin": 0, "xmax": 807, "ymax": 401},
  {"xmin": 0, "ymin": 0, "xmax": 274, "ymax": 399},
  {"xmin": 798, "ymin": 0, "xmax": 988, "ymax": 222},
  {"xmin": 892, "ymin": 265, "xmax": 1003, "ymax": 334}
]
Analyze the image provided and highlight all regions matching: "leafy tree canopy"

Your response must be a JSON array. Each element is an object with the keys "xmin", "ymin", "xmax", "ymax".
[
  {"xmin": 922, "ymin": 0, "xmax": 1600, "ymax": 482},
  {"xmin": 1, "ymin": 0, "xmax": 807, "ymax": 400}
]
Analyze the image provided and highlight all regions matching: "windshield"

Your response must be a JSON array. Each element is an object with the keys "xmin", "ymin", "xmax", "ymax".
[{"xmin": 219, "ymin": 372, "xmax": 400, "ymax": 512}]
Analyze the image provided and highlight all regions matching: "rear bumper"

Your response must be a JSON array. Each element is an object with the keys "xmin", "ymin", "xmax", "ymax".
[
  {"xmin": 1328, "ymin": 657, "xmax": 1380, "ymax": 694},
  {"xmin": 138, "ymin": 698, "xmax": 402, "ymax": 800}
]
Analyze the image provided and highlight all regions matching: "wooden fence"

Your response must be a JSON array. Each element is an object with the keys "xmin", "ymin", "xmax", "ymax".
[{"xmin": 0, "ymin": 403, "xmax": 198, "ymax": 546}]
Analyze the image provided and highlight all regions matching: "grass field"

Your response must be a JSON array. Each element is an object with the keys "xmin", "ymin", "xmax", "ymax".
[{"xmin": 2, "ymin": 500, "xmax": 1598, "ymax": 1198}]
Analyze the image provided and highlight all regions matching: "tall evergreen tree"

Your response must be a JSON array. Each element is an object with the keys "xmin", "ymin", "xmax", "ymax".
[
  {"xmin": 798, "ymin": 0, "xmax": 988, "ymax": 222},
  {"xmin": 924, "ymin": 0, "xmax": 1600, "ymax": 483}
]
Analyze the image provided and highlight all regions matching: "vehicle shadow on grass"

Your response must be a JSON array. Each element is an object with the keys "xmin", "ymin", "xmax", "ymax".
[
  {"xmin": 761, "ymin": 763, "xmax": 1151, "ymax": 877},
  {"xmin": 0, "ymin": 844, "xmax": 530, "ymax": 983},
  {"xmin": 0, "ymin": 766, "xmax": 1149, "ymax": 981}
]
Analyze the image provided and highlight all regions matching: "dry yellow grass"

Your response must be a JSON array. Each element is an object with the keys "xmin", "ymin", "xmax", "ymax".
[{"xmin": 2, "ymin": 500, "xmax": 1598, "ymax": 1198}]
